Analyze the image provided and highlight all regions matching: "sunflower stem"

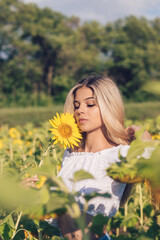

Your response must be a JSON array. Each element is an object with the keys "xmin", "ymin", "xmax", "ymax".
[
  {"xmin": 0, "ymin": 158, "xmax": 4, "ymax": 177},
  {"xmin": 139, "ymin": 184, "xmax": 143, "ymax": 227},
  {"xmin": 123, "ymin": 201, "xmax": 128, "ymax": 232},
  {"xmin": 11, "ymin": 211, "xmax": 22, "ymax": 240},
  {"xmin": 10, "ymin": 142, "xmax": 13, "ymax": 161},
  {"xmin": 39, "ymin": 145, "xmax": 53, "ymax": 167}
]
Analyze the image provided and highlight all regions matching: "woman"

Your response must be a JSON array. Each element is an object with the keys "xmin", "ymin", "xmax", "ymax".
[
  {"xmin": 24, "ymin": 74, "xmax": 150, "ymax": 239},
  {"xmin": 55, "ymin": 74, "xmax": 151, "ymax": 240}
]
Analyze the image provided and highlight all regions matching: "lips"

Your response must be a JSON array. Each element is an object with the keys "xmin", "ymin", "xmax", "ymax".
[{"xmin": 78, "ymin": 118, "xmax": 88, "ymax": 123}]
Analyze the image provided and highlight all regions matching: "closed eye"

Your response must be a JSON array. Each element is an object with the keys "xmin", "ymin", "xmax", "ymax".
[{"xmin": 87, "ymin": 104, "xmax": 95, "ymax": 107}]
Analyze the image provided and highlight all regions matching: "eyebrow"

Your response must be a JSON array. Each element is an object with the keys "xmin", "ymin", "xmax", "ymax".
[{"xmin": 74, "ymin": 97, "xmax": 95, "ymax": 103}]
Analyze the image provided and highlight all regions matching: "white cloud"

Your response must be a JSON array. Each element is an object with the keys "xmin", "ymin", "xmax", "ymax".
[{"xmin": 23, "ymin": 0, "xmax": 160, "ymax": 24}]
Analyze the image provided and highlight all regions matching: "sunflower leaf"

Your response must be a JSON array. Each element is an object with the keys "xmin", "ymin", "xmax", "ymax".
[
  {"xmin": 84, "ymin": 192, "xmax": 111, "ymax": 201},
  {"xmin": 73, "ymin": 170, "xmax": 94, "ymax": 182}
]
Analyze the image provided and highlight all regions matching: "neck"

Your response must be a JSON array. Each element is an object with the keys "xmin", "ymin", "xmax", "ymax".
[{"xmin": 83, "ymin": 127, "xmax": 116, "ymax": 153}]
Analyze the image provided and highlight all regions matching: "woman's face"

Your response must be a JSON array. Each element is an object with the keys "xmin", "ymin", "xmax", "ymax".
[{"xmin": 74, "ymin": 86, "xmax": 104, "ymax": 133}]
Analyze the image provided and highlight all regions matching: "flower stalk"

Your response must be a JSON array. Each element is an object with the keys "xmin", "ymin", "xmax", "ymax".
[{"xmin": 11, "ymin": 211, "xmax": 22, "ymax": 240}]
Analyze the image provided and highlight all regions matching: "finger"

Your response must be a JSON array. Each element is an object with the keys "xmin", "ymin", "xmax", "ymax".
[
  {"xmin": 125, "ymin": 127, "xmax": 134, "ymax": 133},
  {"xmin": 125, "ymin": 127, "xmax": 130, "ymax": 132},
  {"xmin": 25, "ymin": 182, "xmax": 38, "ymax": 189},
  {"xmin": 21, "ymin": 177, "xmax": 39, "ymax": 188},
  {"xmin": 34, "ymin": 175, "xmax": 39, "ymax": 179},
  {"xmin": 125, "ymin": 127, "xmax": 129, "ymax": 131},
  {"xmin": 23, "ymin": 177, "xmax": 39, "ymax": 183}
]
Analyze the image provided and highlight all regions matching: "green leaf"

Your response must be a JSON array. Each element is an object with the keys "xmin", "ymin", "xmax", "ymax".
[
  {"xmin": 66, "ymin": 202, "xmax": 81, "ymax": 218},
  {"xmin": 142, "ymin": 81, "xmax": 160, "ymax": 95},
  {"xmin": 127, "ymin": 127, "xmax": 153, "ymax": 161},
  {"xmin": 83, "ymin": 192, "xmax": 111, "ymax": 201},
  {"xmin": 90, "ymin": 214, "xmax": 109, "ymax": 236},
  {"xmin": 156, "ymin": 115, "xmax": 160, "ymax": 128},
  {"xmin": 136, "ymin": 236, "xmax": 153, "ymax": 240},
  {"xmin": 38, "ymin": 186, "xmax": 50, "ymax": 205},
  {"xmin": 8, "ymin": 215, "xmax": 15, "ymax": 229},
  {"xmin": 51, "ymin": 177, "xmax": 69, "ymax": 193},
  {"xmin": 73, "ymin": 170, "xmax": 94, "ymax": 182},
  {"xmin": 46, "ymin": 192, "xmax": 68, "ymax": 213},
  {"xmin": 29, "ymin": 157, "xmax": 57, "ymax": 177},
  {"xmin": 0, "ymin": 223, "xmax": 13, "ymax": 240}
]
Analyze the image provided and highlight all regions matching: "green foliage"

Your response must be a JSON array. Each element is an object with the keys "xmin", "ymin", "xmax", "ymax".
[
  {"xmin": 73, "ymin": 169, "xmax": 94, "ymax": 182},
  {"xmin": 0, "ymin": 115, "xmax": 160, "ymax": 239},
  {"xmin": 107, "ymin": 118, "xmax": 160, "ymax": 184},
  {"xmin": 125, "ymin": 102, "xmax": 160, "ymax": 121},
  {"xmin": 142, "ymin": 80, "xmax": 160, "ymax": 95},
  {"xmin": 0, "ymin": 122, "xmax": 113, "ymax": 239},
  {"xmin": 90, "ymin": 214, "xmax": 109, "ymax": 237},
  {"xmin": 0, "ymin": 1, "xmax": 160, "ymax": 106}
]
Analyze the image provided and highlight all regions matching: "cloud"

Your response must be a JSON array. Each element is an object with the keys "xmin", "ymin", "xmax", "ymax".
[{"xmin": 23, "ymin": 0, "xmax": 160, "ymax": 24}]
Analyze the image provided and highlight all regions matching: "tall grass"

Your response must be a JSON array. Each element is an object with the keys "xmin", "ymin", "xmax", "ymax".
[{"xmin": 0, "ymin": 105, "xmax": 63, "ymax": 127}]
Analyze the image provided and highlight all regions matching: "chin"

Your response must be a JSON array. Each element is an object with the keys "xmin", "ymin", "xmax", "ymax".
[{"xmin": 79, "ymin": 126, "xmax": 88, "ymax": 132}]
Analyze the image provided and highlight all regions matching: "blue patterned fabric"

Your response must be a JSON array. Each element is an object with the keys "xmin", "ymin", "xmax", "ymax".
[{"xmin": 98, "ymin": 232, "xmax": 112, "ymax": 240}]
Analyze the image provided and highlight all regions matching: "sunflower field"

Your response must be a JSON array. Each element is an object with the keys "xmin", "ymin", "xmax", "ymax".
[{"xmin": 0, "ymin": 114, "xmax": 160, "ymax": 240}]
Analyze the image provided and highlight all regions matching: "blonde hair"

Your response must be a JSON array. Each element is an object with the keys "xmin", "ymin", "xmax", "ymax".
[{"xmin": 64, "ymin": 74, "xmax": 130, "ymax": 145}]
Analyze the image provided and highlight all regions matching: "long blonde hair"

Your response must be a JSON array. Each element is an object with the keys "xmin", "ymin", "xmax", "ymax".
[{"xmin": 64, "ymin": 74, "xmax": 130, "ymax": 145}]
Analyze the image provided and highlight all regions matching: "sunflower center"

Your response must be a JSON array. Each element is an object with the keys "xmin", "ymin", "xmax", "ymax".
[{"xmin": 58, "ymin": 124, "xmax": 72, "ymax": 138}]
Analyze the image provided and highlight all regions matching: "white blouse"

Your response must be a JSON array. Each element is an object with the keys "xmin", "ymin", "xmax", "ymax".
[{"xmin": 58, "ymin": 144, "xmax": 130, "ymax": 218}]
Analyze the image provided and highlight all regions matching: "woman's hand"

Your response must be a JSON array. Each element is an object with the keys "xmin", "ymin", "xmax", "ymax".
[
  {"xmin": 126, "ymin": 125, "xmax": 152, "ymax": 141},
  {"xmin": 21, "ymin": 175, "xmax": 39, "ymax": 189}
]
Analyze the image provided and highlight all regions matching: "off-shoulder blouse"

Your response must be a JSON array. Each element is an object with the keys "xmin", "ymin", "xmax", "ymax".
[{"xmin": 58, "ymin": 144, "xmax": 130, "ymax": 218}]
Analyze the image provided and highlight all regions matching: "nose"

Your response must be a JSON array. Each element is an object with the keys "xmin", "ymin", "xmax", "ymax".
[{"xmin": 75, "ymin": 104, "xmax": 85, "ymax": 116}]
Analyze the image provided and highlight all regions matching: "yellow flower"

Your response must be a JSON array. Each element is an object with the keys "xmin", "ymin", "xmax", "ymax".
[
  {"xmin": 57, "ymin": 165, "xmax": 61, "ymax": 173},
  {"xmin": 0, "ymin": 140, "xmax": 4, "ymax": 149},
  {"xmin": 9, "ymin": 128, "xmax": 20, "ymax": 139},
  {"xmin": 146, "ymin": 124, "xmax": 150, "ymax": 131},
  {"xmin": 36, "ymin": 176, "xmax": 47, "ymax": 189},
  {"xmin": 49, "ymin": 113, "xmax": 82, "ymax": 149},
  {"xmin": 152, "ymin": 134, "xmax": 160, "ymax": 140},
  {"xmin": 38, "ymin": 212, "xmax": 58, "ymax": 220},
  {"xmin": 28, "ymin": 131, "xmax": 32, "ymax": 136},
  {"xmin": 28, "ymin": 149, "xmax": 33, "ymax": 156},
  {"xmin": 13, "ymin": 139, "xmax": 23, "ymax": 146},
  {"xmin": 24, "ymin": 173, "xmax": 30, "ymax": 179},
  {"xmin": 26, "ymin": 141, "xmax": 31, "ymax": 147}
]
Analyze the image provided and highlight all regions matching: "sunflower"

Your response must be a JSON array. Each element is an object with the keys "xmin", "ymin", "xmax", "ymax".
[
  {"xmin": 13, "ymin": 139, "xmax": 23, "ymax": 146},
  {"xmin": 36, "ymin": 175, "xmax": 47, "ymax": 189},
  {"xmin": 152, "ymin": 134, "xmax": 160, "ymax": 140},
  {"xmin": 0, "ymin": 139, "xmax": 3, "ymax": 149},
  {"xmin": 9, "ymin": 128, "xmax": 20, "ymax": 139},
  {"xmin": 49, "ymin": 113, "xmax": 82, "ymax": 149}
]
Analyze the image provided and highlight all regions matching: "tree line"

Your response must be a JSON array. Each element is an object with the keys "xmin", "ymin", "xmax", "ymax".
[{"xmin": 0, "ymin": 0, "xmax": 160, "ymax": 106}]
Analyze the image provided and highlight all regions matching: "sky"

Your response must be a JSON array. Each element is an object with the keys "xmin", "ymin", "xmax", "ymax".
[{"xmin": 23, "ymin": 0, "xmax": 160, "ymax": 24}]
